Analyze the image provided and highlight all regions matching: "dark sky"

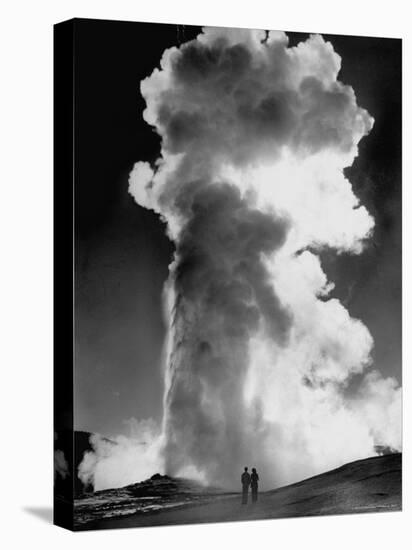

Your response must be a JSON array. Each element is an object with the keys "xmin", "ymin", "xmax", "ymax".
[{"xmin": 73, "ymin": 19, "xmax": 401, "ymax": 437}]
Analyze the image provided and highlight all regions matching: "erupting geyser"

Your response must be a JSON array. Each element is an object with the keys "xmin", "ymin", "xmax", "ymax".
[{"xmin": 85, "ymin": 26, "xmax": 401, "ymax": 492}]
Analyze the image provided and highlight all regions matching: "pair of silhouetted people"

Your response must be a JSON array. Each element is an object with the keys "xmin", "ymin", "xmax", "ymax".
[{"xmin": 241, "ymin": 467, "xmax": 259, "ymax": 504}]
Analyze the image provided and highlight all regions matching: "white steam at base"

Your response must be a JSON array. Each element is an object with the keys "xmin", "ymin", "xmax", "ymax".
[
  {"xmin": 79, "ymin": 27, "xmax": 401, "ymax": 492},
  {"xmin": 78, "ymin": 419, "xmax": 163, "ymax": 491}
]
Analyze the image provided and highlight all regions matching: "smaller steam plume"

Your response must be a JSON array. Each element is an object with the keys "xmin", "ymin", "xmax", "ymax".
[{"xmin": 78, "ymin": 419, "xmax": 162, "ymax": 491}]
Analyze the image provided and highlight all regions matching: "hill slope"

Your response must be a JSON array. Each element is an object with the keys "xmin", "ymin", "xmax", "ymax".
[{"xmin": 75, "ymin": 453, "xmax": 401, "ymax": 530}]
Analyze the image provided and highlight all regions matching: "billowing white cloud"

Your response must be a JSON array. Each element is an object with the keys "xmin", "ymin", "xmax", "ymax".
[{"xmin": 78, "ymin": 419, "xmax": 163, "ymax": 491}]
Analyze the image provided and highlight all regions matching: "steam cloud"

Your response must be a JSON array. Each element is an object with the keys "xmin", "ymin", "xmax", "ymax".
[
  {"xmin": 54, "ymin": 431, "xmax": 69, "ymax": 481},
  {"xmin": 81, "ymin": 27, "xmax": 401, "ymax": 491},
  {"xmin": 54, "ymin": 450, "xmax": 69, "ymax": 481},
  {"xmin": 78, "ymin": 419, "xmax": 162, "ymax": 491}
]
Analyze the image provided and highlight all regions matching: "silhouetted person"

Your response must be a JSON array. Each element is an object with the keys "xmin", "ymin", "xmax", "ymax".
[
  {"xmin": 251, "ymin": 468, "xmax": 259, "ymax": 503},
  {"xmin": 241, "ymin": 467, "xmax": 251, "ymax": 504}
]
